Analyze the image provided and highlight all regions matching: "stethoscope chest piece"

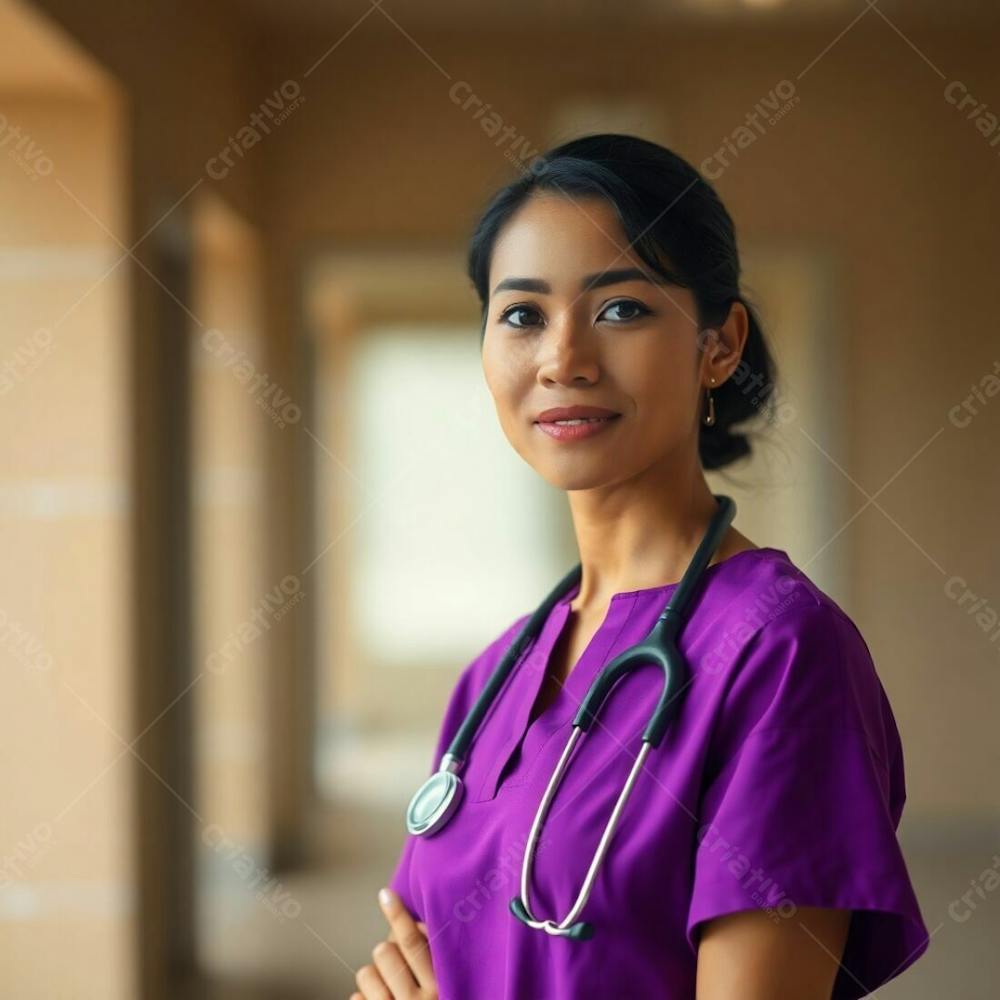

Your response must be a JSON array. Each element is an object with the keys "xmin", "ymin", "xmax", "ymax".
[{"xmin": 406, "ymin": 766, "xmax": 464, "ymax": 836}]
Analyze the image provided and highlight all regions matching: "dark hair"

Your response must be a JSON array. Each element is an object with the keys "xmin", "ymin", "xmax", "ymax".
[{"xmin": 466, "ymin": 132, "xmax": 778, "ymax": 471}]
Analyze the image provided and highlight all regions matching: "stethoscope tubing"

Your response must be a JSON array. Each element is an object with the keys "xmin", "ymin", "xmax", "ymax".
[{"xmin": 513, "ymin": 734, "xmax": 654, "ymax": 938}]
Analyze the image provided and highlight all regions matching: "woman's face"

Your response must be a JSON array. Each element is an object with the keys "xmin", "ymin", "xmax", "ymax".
[{"xmin": 482, "ymin": 192, "xmax": 711, "ymax": 492}]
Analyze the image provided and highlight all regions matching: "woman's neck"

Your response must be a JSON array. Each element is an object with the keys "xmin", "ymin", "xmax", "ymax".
[{"xmin": 565, "ymin": 473, "xmax": 755, "ymax": 614}]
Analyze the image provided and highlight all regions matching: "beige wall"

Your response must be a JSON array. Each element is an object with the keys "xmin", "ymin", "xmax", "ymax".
[
  {"xmin": 6, "ymin": 1, "xmax": 271, "ymax": 997},
  {"xmin": 0, "ymin": 85, "xmax": 132, "ymax": 1000}
]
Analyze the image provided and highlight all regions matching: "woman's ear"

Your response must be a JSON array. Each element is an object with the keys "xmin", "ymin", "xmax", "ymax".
[{"xmin": 706, "ymin": 301, "xmax": 750, "ymax": 383}]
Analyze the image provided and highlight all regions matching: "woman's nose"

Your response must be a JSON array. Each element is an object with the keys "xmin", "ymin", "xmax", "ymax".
[{"xmin": 535, "ymin": 316, "xmax": 601, "ymax": 386}]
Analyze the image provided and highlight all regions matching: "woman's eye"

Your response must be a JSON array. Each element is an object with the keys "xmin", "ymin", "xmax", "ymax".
[
  {"xmin": 599, "ymin": 299, "xmax": 650, "ymax": 323},
  {"xmin": 499, "ymin": 304, "xmax": 542, "ymax": 329},
  {"xmin": 498, "ymin": 299, "xmax": 649, "ymax": 329}
]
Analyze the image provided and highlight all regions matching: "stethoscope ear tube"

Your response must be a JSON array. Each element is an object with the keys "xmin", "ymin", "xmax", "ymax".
[
  {"xmin": 570, "ymin": 493, "xmax": 735, "ymax": 748},
  {"xmin": 444, "ymin": 562, "xmax": 584, "ymax": 766},
  {"xmin": 642, "ymin": 638, "xmax": 689, "ymax": 747},
  {"xmin": 571, "ymin": 626, "xmax": 688, "ymax": 748},
  {"xmin": 408, "ymin": 564, "xmax": 586, "ymax": 838}
]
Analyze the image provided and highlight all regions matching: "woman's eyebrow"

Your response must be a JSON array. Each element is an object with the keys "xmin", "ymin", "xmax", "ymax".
[{"xmin": 491, "ymin": 267, "xmax": 661, "ymax": 297}]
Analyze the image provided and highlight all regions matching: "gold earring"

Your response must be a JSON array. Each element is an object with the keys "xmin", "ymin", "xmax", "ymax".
[{"xmin": 703, "ymin": 377, "xmax": 716, "ymax": 427}]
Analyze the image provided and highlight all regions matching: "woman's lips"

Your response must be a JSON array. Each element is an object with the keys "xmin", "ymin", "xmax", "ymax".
[{"xmin": 534, "ymin": 413, "xmax": 622, "ymax": 442}]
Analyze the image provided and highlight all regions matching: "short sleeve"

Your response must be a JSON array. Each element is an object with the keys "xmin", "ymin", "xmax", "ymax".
[
  {"xmin": 386, "ymin": 612, "xmax": 531, "ymax": 919},
  {"xmin": 686, "ymin": 603, "xmax": 930, "ymax": 998}
]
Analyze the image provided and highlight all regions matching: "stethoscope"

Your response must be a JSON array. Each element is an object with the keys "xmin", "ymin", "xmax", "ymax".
[{"xmin": 404, "ymin": 494, "xmax": 736, "ymax": 941}]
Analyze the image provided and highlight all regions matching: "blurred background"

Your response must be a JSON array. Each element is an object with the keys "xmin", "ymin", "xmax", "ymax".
[{"xmin": 1, "ymin": 0, "xmax": 998, "ymax": 996}]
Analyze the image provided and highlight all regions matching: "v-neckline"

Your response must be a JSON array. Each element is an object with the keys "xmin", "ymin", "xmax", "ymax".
[
  {"xmin": 525, "ymin": 595, "xmax": 602, "ymax": 726},
  {"xmin": 472, "ymin": 547, "xmax": 780, "ymax": 801},
  {"xmin": 529, "ymin": 578, "xmax": 637, "ymax": 724},
  {"xmin": 472, "ymin": 587, "xmax": 638, "ymax": 801},
  {"xmin": 523, "ymin": 548, "xmax": 769, "ymax": 730}
]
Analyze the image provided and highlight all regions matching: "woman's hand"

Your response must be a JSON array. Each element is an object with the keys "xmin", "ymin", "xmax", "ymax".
[{"xmin": 350, "ymin": 887, "xmax": 439, "ymax": 1000}]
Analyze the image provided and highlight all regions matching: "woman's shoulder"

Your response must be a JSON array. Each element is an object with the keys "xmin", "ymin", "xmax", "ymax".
[
  {"xmin": 703, "ymin": 548, "xmax": 904, "ymax": 786},
  {"xmin": 448, "ymin": 610, "xmax": 533, "ymax": 703},
  {"xmin": 427, "ymin": 610, "xmax": 533, "ymax": 769},
  {"xmin": 708, "ymin": 545, "xmax": 874, "ymax": 662}
]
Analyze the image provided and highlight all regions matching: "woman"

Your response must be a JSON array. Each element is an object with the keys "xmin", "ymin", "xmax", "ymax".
[{"xmin": 351, "ymin": 133, "xmax": 930, "ymax": 999}]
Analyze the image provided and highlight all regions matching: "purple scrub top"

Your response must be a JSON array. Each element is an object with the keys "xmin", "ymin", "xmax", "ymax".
[{"xmin": 389, "ymin": 547, "xmax": 930, "ymax": 999}]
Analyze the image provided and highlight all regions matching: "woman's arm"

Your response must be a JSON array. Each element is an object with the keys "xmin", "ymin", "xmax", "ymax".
[{"xmin": 696, "ymin": 906, "xmax": 851, "ymax": 1000}]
